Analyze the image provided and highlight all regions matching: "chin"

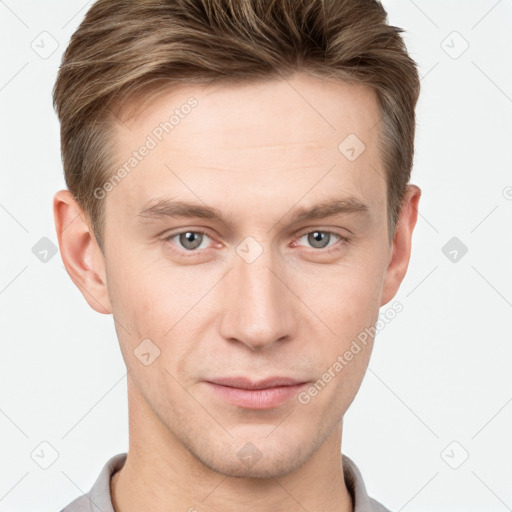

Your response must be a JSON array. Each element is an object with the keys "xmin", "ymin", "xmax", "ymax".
[{"xmin": 187, "ymin": 432, "xmax": 314, "ymax": 479}]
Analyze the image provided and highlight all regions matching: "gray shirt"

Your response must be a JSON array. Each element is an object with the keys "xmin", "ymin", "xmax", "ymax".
[{"xmin": 60, "ymin": 452, "xmax": 391, "ymax": 512}]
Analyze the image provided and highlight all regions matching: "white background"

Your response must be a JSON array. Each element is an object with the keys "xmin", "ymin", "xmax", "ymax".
[{"xmin": 1, "ymin": 1, "xmax": 511, "ymax": 511}]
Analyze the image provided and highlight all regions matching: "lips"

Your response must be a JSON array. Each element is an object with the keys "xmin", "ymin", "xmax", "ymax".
[
  {"xmin": 204, "ymin": 376, "xmax": 309, "ymax": 409},
  {"xmin": 205, "ymin": 376, "xmax": 307, "ymax": 390}
]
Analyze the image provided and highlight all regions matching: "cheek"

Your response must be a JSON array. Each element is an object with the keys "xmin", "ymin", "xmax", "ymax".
[
  {"xmin": 309, "ymin": 262, "xmax": 383, "ymax": 336},
  {"xmin": 106, "ymin": 252, "xmax": 212, "ymax": 374},
  {"xmin": 107, "ymin": 245, "xmax": 172, "ymax": 316},
  {"xmin": 298, "ymin": 261, "xmax": 382, "ymax": 401},
  {"xmin": 105, "ymin": 251, "xmax": 171, "ymax": 352}
]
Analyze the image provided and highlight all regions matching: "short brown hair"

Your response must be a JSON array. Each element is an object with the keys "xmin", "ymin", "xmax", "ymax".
[{"xmin": 53, "ymin": 0, "xmax": 420, "ymax": 251}]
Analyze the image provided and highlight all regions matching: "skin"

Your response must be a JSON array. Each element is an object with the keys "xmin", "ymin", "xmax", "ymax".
[{"xmin": 54, "ymin": 73, "xmax": 420, "ymax": 512}]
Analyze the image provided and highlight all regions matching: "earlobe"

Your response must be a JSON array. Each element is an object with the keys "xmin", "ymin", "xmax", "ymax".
[
  {"xmin": 380, "ymin": 184, "xmax": 421, "ymax": 307},
  {"xmin": 53, "ymin": 189, "xmax": 112, "ymax": 315}
]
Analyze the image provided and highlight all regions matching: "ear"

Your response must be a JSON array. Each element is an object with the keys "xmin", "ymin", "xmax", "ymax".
[
  {"xmin": 53, "ymin": 189, "xmax": 112, "ymax": 314},
  {"xmin": 380, "ymin": 184, "xmax": 421, "ymax": 307}
]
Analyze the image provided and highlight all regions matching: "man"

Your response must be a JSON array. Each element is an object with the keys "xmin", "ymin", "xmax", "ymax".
[{"xmin": 53, "ymin": 0, "xmax": 421, "ymax": 511}]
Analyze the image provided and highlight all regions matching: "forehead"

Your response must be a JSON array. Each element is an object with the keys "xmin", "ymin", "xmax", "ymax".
[
  {"xmin": 119, "ymin": 73, "xmax": 380, "ymax": 149},
  {"xmin": 105, "ymin": 73, "xmax": 385, "ymax": 227}
]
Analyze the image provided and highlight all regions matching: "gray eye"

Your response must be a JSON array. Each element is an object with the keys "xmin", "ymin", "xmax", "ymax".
[
  {"xmin": 307, "ymin": 231, "xmax": 332, "ymax": 249},
  {"xmin": 178, "ymin": 232, "xmax": 204, "ymax": 250}
]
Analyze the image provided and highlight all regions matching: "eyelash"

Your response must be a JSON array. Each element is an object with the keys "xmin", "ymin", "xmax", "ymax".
[{"xmin": 163, "ymin": 229, "xmax": 350, "ymax": 258}]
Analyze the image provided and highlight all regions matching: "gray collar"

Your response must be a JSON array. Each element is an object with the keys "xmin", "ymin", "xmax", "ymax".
[{"xmin": 61, "ymin": 452, "xmax": 391, "ymax": 512}]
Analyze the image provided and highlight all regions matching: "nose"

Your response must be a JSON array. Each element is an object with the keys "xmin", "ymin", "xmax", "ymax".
[{"xmin": 218, "ymin": 244, "xmax": 298, "ymax": 351}]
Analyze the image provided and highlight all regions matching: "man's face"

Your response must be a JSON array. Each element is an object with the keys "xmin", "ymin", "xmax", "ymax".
[{"xmin": 100, "ymin": 73, "xmax": 397, "ymax": 477}]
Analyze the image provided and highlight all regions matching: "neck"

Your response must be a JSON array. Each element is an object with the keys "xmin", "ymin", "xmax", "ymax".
[{"xmin": 111, "ymin": 379, "xmax": 353, "ymax": 512}]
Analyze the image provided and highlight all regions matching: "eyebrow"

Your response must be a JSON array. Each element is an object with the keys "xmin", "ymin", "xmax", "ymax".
[{"xmin": 137, "ymin": 195, "xmax": 371, "ymax": 227}]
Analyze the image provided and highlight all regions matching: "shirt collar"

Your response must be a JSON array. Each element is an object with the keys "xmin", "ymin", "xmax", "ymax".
[{"xmin": 72, "ymin": 452, "xmax": 389, "ymax": 512}]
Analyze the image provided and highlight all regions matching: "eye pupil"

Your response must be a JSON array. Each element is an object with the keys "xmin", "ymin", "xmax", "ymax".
[
  {"xmin": 180, "ymin": 232, "xmax": 203, "ymax": 250},
  {"xmin": 307, "ymin": 231, "xmax": 330, "ymax": 249}
]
